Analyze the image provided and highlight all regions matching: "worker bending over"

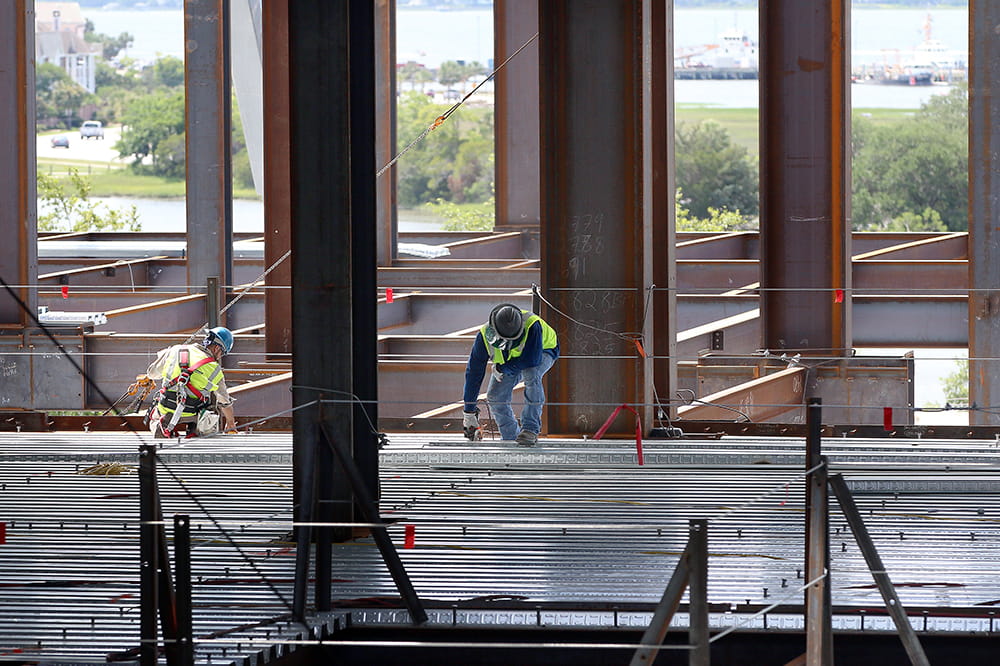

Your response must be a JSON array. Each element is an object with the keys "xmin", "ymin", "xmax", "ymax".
[
  {"xmin": 141, "ymin": 326, "xmax": 236, "ymax": 438},
  {"xmin": 462, "ymin": 304, "xmax": 559, "ymax": 446}
]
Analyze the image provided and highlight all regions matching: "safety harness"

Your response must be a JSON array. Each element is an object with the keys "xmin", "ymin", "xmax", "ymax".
[{"xmin": 157, "ymin": 348, "xmax": 217, "ymax": 437}]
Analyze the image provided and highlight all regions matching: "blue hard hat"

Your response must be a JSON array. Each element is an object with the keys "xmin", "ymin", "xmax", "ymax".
[{"xmin": 204, "ymin": 326, "xmax": 234, "ymax": 354}]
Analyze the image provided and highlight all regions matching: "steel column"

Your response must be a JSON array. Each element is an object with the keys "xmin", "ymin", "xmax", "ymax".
[
  {"xmin": 969, "ymin": 0, "xmax": 1000, "ymax": 425},
  {"xmin": 495, "ymin": 0, "xmax": 540, "ymax": 242},
  {"xmin": 539, "ymin": 0, "xmax": 654, "ymax": 436},
  {"xmin": 350, "ymin": 0, "xmax": 381, "ymax": 503},
  {"xmin": 644, "ymin": 0, "xmax": 676, "ymax": 422},
  {"xmin": 185, "ymin": 0, "xmax": 234, "ymax": 302},
  {"xmin": 289, "ymin": 1, "xmax": 379, "ymax": 529},
  {"xmin": 262, "ymin": 0, "xmax": 293, "ymax": 356},
  {"xmin": 759, "ymin": 0, "xmax": 851, "ymax": 356},
  {"xmin": 805, "ymin": 399, "xmax": 833, "ymax": 664},
  {"xmin": 376, "ymin": 0, "xmax": 398, "ymax": 266},
  {"xmin": 0, "ymin": 0, "xmax": 36, "ymax": 326},
  {"xmin": 688, "ymin": 519, "xmax": 709, "ymax": 666}
]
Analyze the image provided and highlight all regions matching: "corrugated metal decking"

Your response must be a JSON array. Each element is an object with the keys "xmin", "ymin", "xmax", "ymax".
[{"xmin": 4, "ymin": 431, "xmax": 1000, "ymax": 662}]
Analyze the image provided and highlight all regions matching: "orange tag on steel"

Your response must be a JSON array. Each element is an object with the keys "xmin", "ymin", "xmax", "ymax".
[{"xmin": 633, "ymin": 339, "xmax": 646, "ymax": 358}]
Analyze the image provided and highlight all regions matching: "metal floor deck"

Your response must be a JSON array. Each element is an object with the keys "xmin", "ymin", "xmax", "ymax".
[{"xmin": 3, "ymin": 430, "xmax": 1000, "ymax": 663}]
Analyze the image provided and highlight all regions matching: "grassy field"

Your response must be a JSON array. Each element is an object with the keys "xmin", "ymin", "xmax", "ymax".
[
  {"xmin": 676, "ymin": 105, "xmax": 918, "ymax": 156},
  {"xmin": 37, "ymin": 105, "xmax": 918, "ymax": 198}
]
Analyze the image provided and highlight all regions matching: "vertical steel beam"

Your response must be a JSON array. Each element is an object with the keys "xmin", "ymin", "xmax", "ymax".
[
  {"xmin": 759, "ymin": 0, "xmax": 851, "ymax": 356},
  {"xmin": 375, "ymin": 0, "xmax": 398, "ymax": 267},
  {"xmin": 495, "ymin": 0, "xmax": 540, "ymax": 245},
  {"xmin": 805, "ymin": 399, "xmax": 833, "ymax": 664},
  {"xmin": 0, "ymin": 0, "xmax": 36, "ymax": 325},
  {"xmin": 185, "ymin": 0, "xmax": 234, "ymax": 306},
  {"xmin": 539, "ymin": 0, "xmax": 656, "ymax": 436},
  {"xmin": 173, "ymin": 514, "xmax": 194, "ymax": 666},
  {"xmin": 139, "ymin": 446, "xmax": 159, "ymax": 665},
  {"xmin": 644, "ymin": 0, "xmax": 676, "ymax": 422},
  {"xmin": 289, "ymin": 1, "xmax": 379, "ymax": 533},
  {"xmin": 687, "ymin": 519, "xmax": 709, "ymax": 666},
  {"xmin": 262, "ymin": 0, "xmax": 293, "ymax": 357},
  {"xmin": 969, "ymin": 0, "xmax": 1000, "ymax": 424},
  {"xmin": 350, "ymin": 0, "xmax": 381, "ymax": 505}
]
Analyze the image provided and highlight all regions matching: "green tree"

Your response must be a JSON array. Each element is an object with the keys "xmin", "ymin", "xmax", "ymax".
[
  {"xmin": 426, "ymin": 197, "xmax": 495, "ymax": 231},
  {"xmin": 438, "ymin": 61, "xmax": 465, "ymax": 88},
  {"xmin": 36, "ymin": 63, "xmax": 88, "ymax": 126},
  {"xmin": 37, "ymin": 170, "xmax": 140, "ymax": 232},
  {"xmin": 84, "ymin": 19, "xmax": 134, "ymax": 59},
  {"xmin": 940, "ymin": 360, "xmax": 968, "ymax": 406},
  {"xmin": 395, "ymin": 91, "xmax": 494, "ymax": 207},
  {"xmin": 116, "ymin": 89, "xmax": 185, "ymax": 174},
  {"xmin": 675, "ymin": 188, "xmax": 754, "ymax": 232},
  {"xmin": 675, "ymin": 119, "xmax": 759, "ymax": 220},
  {"xmin": 151, "ymin": 56, "xmax": 185, "ymax": 88},
  {"xmin": 852, "ymin": 86, "xmax": 968, "ymax": 231}
]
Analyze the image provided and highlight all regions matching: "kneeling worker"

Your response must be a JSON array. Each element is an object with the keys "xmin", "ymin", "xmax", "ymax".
[
  {"xmin": 142, "ymin": 326, "xmax": 236, "ymax": 438},
  {"xmin": 462, "ymin": 304, "xmax": 559, "ymax": 445}
]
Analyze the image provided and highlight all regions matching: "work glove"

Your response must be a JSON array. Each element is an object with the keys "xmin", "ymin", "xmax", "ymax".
[
  {"xmin": 463, "ymin": 410, "xmax": 482, "ymax": 441},
  {"xmin": 135, "ymin": 374, "xmax": 154, "ymax": 387}
]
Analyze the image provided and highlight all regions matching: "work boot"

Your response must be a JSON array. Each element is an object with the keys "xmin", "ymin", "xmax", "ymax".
[{"xmin": 515, "ymin": 430, "xmax": 538, "ymax": 447}]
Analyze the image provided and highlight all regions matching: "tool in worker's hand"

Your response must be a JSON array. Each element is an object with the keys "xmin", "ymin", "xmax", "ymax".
[{"xmin": 463, "ymin": 409, "xmax": 482, "ymax": 441}]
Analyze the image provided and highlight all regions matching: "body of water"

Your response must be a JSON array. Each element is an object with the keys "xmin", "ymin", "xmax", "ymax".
[{"xmin": 89, "ymin": 6, "xmax": 968, "ymax": 109}]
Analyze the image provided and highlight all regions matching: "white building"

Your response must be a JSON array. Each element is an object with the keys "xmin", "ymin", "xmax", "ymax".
[{"xmin": 35, "ymin": 2, "xmax": 101, "ymax": 94}]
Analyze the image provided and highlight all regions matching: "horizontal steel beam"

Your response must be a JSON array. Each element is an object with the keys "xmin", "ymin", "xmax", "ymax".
[{"xmin": 677, "ymin": 366, "xmax": 806, "ymax": 422}]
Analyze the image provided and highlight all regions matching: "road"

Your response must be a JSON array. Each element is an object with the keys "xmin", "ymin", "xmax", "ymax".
[{"xmin": 37, "ymin": 125, "xmax": 125, "ymax": 165}]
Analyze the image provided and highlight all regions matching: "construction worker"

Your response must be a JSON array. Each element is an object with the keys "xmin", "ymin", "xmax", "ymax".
[
  {"xmin": 462, "ymin": 303, "xmax": 559, "ymax": 446},
  {"xmin": 140, "ymin": 326, "xmax": 236, "ymax": 438}
]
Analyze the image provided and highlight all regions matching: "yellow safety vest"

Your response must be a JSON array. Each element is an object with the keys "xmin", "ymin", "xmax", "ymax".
[
  {"xmin": 155, "ymin": 345, "xmax": 224, "ymax": 418},
  {"xmin": 480, "ymin": 312, "xmax": 558, "ymax": 365}
]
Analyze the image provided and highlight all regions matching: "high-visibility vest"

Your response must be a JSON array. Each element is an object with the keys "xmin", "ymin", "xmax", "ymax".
[
  {"xmin": 480, "ymin": 312, "xmax": 557, "ymax": 365},
  {"xmin": 155, "ymin": 345, "xmax": 224, "ymax": 418}
]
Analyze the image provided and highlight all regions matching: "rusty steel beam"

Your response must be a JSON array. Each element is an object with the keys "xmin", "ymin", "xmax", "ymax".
[
  {"xmin": 853, "ymin": 232, "xmax": 967, "ymax": 261},
  {"xmin": 645, "ymin": 0, "xmax": 676, "ymax": 422},
  {"xmin": 0, "ymin": 0, "xmax": 36, "ymax": 327},
  {"xmin": 969, "ymin": 0, "xmax": 1000, "ymax": 425},
  {"xmin": 495, "ymin": 0, "xmax": 540, "ymax": 243},
  {"xmin": 677, "ymin": 366, "xmax": 806, "ymax": 422},
  {"xmin": 375, "ymin": 0, "xmax": 397, "ymax": 266},
  {"xmin": 677, "ymin": 232, "xmax": 759, "ymax": 260},
  {"xmin": 852, "ymin": 260, "xmax": 967, "ymax": 295},
  {"xmin": 759, "ymin": 0, "xmax": 851, "ymax": 356},
  {"xmin": 184, "ymin": 0, "xmax": 234, "ymax": 302},
  {"xmin": 540, "ymin": 0, "xmax": 658, "ymax": 436},
  {"xmin": 378, "ymin": 266, "xmax": 538, "ymax": 289},
  {"xmin": 262, "ymin": 0, "xmax": 293, "ymax": 357}
]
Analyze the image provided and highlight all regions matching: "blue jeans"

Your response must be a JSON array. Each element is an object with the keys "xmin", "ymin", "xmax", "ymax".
[{"xmin": 486, "ymin": 353, "xmax": 556, "ymax": 440}]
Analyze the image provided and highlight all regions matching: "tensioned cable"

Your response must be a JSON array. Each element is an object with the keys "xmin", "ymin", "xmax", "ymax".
[
  {"xmin": 708, "ymin": 572, "xmax": 827, "ymax": 644},
  {"xmin": 376, "ymin": 32, "xmax": 539, "ymax": 178},
  {"xmin": 183, "ymin": 248, "xmax": 292, "ymax": 344}
]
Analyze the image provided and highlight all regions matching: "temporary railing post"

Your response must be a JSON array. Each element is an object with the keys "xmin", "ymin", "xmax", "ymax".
[
  {"xmin": 829, "ymin": 474, "xmax": 930, "ymax": 666},
  {"xmin": 292, "ymin": 425, "xmax": 319, "ymax": 619},
  {"xmin": 206, "ymin": 276, "xmax": 219, "ymax": 328},
  {"xmin": 629, "ymin": 548, "xmax": 691, "ymax": 666},
  {"xmin": 319, "ymin": 421, "xmax": 427, "ymax": 623},
  {"xmin": 688, "ymin": 519, "xmax": 710, "ymax": 666},
  {"xmin": 174, "ymin": 514, "xmax": 194, "ymax": 666},
  {"xmin": 805, "ymin": 398, "xmax": 833, "ymax": 664},
  {"xmin": 139, "ymin": 445, "xmax": 159, "ymax": 666}
]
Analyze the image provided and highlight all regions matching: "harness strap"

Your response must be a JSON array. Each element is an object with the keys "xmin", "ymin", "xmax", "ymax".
[{"xmin": 162, "ymin": 353, "xmax": 218, "ymax": 436}]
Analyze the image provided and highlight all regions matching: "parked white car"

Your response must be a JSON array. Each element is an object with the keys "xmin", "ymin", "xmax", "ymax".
[{"xmin": 80, "ymin": 120, "xmax": 104, "ymax": 140}]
